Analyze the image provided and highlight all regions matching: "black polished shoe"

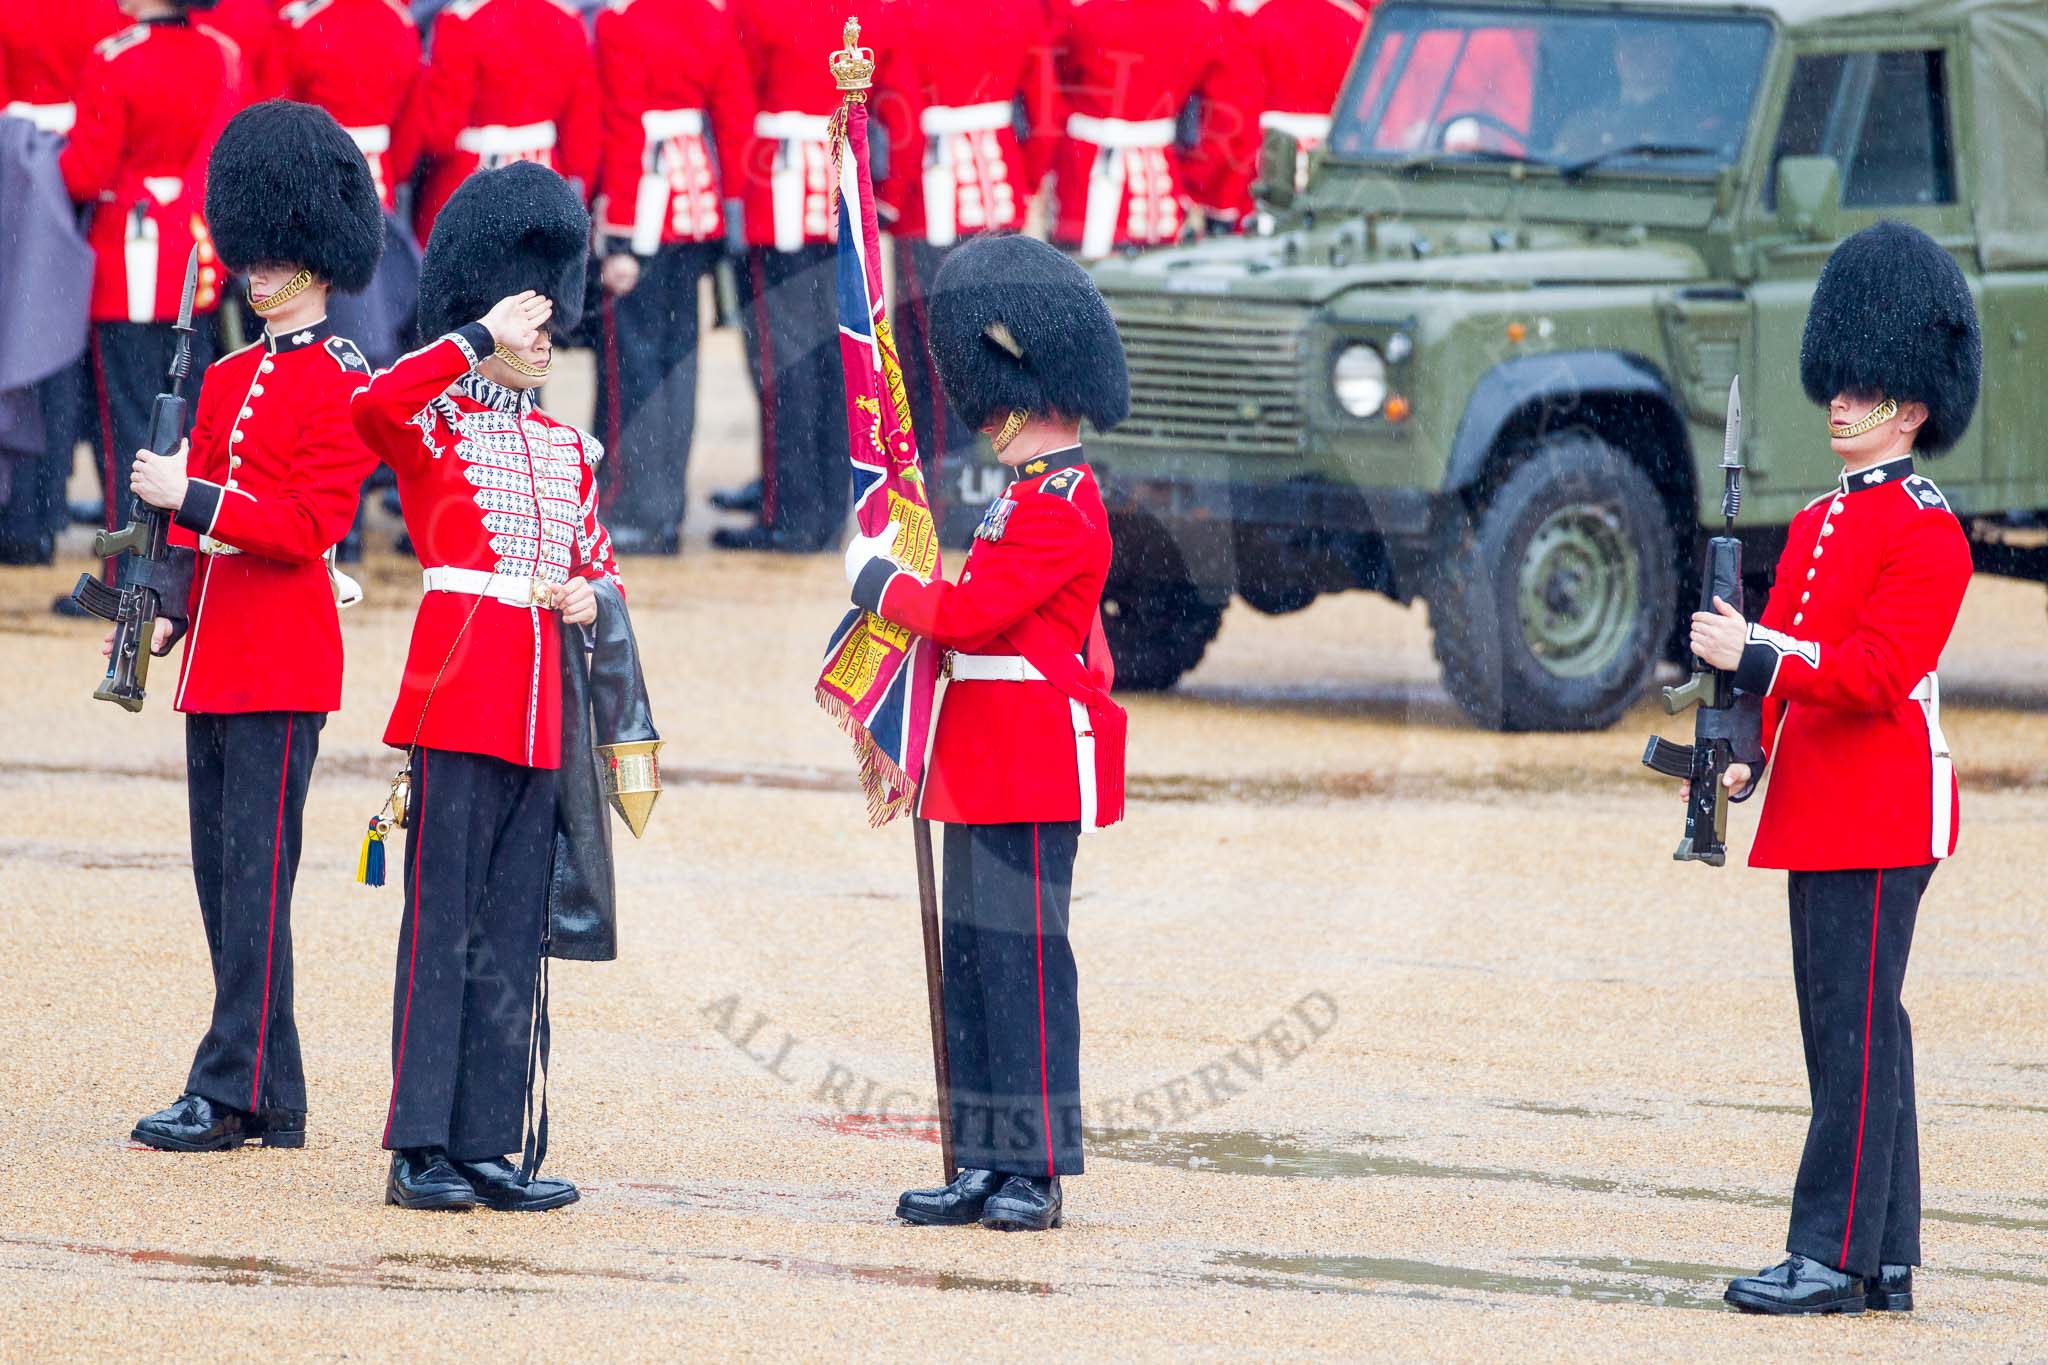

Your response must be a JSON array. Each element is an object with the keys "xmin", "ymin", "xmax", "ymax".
[
  {"xmin": 450, "ymin": 1156, "xmax": 580, "ymax": 1212},
  {"xmin": 131, "ymin": 1093, "xmax": 256, "ymax": 1152},
  {"xmin": 250, "ymin": 1108, "xmax": 307, "ymax": 1149},
  {"xmin": 709, "ymin": 524, "xmax": 828, "ymax": 554},
  {"xmin": 1866, "ymin": 1263, "xmax": 1914, "ymax": 1312},
  {"xmin": 896, "ymin": 1168, "xmax": 1003, "ymax": 1226},
  {"xmin": 1724, "ymin": 1255, "xmax": 1865, "ymax": 1315},
  {"xmin": 385, "ymin": 1148, "xmax": 477, "ymax": 1211},
  {"xmin": 981, "ymin": 1175, "xmax": 1063, "ymax": 1232},
  {"xmin": 608, "ymin": 525, "xmax": 681, "ymax": 556},
  {"xmin": 709, "ymin": 478, "xmax": 763, "ymax": 513}
]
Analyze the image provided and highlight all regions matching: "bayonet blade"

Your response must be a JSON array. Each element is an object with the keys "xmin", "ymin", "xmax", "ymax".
[
  {"xmin": 1721, "ymin": 376, "xmax": 1742, "ymax": 471},
  {"xmin": 174, "ymin": 246, "xmax": 199, "ymax": 334}
]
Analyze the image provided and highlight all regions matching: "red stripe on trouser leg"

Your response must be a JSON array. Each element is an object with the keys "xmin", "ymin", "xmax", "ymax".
[
  {"xmin": 248, "ymin": 717, "xmax": 294, "ymax": 1110},
  {"xmin": 749, "ymin": 252, "xmax": 779, "ymax": 524},
  {"xmin": 1840, "ymin": 869, "xmax": 1883, "ymax": 1267},
  {"xmin": 383, "ymin": 753, "xmax": 427, "ymax": 1145},
  {"xmin": 1033, "ymin": 823, "xmax": 1054, "ymax": 1179}
]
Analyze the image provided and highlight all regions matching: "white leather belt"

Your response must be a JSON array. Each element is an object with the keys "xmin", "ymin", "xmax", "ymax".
[
  {"xmin": 343, "ymin": 123, "xmax": 392, "ymax": 155},
  {"xmin": 755, "ymin": 111, "xmax": 831, "ymax": 143},
  {"xmin": 456, "ymin": 121, "xmax": 557, "ymax": 158},
  {"xmin": 922, "ymin": 101, "xmax": 1012, "ymax": 136},
  {"xmin": 1260, "ymin": 111, "xmax": 1333, "ymax": 143},
  {"xmin": 643, "ymin": 108, "xmax": 706, "ymax": 141},
  {"xmin": 422, "ymin": 566, "xmax": 554, "ymax": 608},
  {"xmin": 1067, "ymin": 114, "xmax": 1175, "ymax": 149},
  {"xmin": 5, "ymin": 100, "xmax": 75, "ymax": 135},
  {"xmin": 947, "ymin": 652, "xmax": 1045, "ymax": 682}
]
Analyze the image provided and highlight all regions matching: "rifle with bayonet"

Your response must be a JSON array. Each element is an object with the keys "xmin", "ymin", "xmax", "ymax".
[
  {"xmin": 71, "ymin": 246, "xmax": 201, "ymax": 712},
  {"xmin": 1641, "ymin": 376, "xmax": 1763, "ymax": 865}
]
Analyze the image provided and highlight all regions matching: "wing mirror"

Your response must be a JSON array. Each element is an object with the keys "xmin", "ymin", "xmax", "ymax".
[
  {"xmin": 1775, "ymin": 156, "xmax": 1841, "ymax": 243},
  {"xmin": 1255, "ymin": 129, "xmax": 1299, "ymax": 211}
]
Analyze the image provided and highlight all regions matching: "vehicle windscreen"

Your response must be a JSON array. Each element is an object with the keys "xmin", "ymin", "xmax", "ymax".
[{"xmin": 1329, "ymin": 5, "xmax": 1774, "ymax": 175}]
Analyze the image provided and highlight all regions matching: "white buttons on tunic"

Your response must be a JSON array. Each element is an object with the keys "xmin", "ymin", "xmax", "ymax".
[
  {"xmin": 1806, "ymin": 568, "xmax": 1816, "ymax": 580},
  {"xmin": 240, "ymin": 407, "xmax": 253, "ymax": 419},
  {"xmin": 229, "ymin": 456, "xmax": 242, "ymax": 469},
  {"xmin": 259, "ymin": 360, "xmax": 274, "ymax": 375},
  {"xmin": 251, "ymin": 384, "xmax": 263, "ymax": 395},
  {"xmin": 1794, "ymin": 613, "xmax": 1803, "ymax": 625},
  {"xmin": 1812, "ymin": 546, "xmax": 1823, "ymax": 558},
  {"xmin": 1832, "ymin": 500, "xmax": 1846, "ymax": 514},
  {"xmin": 1801, "ymin": 592, "xmax": 1810, "ymax": 603},
  {"xmin": 231, "ymin": 430, "xmax": 244, "ymax": 442},
  {"xmin": 1822, "ymin": 524, "xmax": 1834, "ymax": 536}
]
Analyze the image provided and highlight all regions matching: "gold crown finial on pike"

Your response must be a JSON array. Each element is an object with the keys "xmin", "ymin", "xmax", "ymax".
[{"xmin": 831, "ymin": 16, "xmax": 875, "ymax": 93}]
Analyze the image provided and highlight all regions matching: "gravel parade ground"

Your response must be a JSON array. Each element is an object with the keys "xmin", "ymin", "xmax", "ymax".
[{"xmin": 3, "ymin": 337, "xmax": 2045, "ymax": 1360}]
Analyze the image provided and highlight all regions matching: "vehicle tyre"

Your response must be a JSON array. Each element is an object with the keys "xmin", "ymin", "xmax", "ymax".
[
  {"xmin": 1099, "ymin": 580, "xmax": 1225, "ymax": 692},
  {"xmin": 1430, "ymin": 434, "xmax": 1677, "ymax": 731}
]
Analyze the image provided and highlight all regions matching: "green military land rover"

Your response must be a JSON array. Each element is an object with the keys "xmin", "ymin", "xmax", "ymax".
[{"xmin": 943, "ymin": 0, "xmax": 2048, "ymax": 730}]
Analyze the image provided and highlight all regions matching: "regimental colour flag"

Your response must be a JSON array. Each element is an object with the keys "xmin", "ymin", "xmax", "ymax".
[{"xmin": 816, "ymin": 95, "xmax": 942, "ymax": 827}]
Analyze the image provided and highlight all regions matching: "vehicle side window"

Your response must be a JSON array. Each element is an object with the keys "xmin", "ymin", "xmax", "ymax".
[{"xmin": 1764, "ymin": 50, "xmax": 1955, "ymax": 209}]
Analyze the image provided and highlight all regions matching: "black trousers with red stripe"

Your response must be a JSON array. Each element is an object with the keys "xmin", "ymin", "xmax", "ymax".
[
  {"xmin": 384, "ymin": 746, "xmax": 554, "ymax": 1160},
  {"xmin": 183, "ymin": 711, "xmax": 322, "ymax": 1117},
  {"xmin": 1785, "ymin": 863, "xmax": 1932, "ymax": 1277},
  {"xmin": 593, "ymin": 242, "xmax": 720, "ymax": 539},
  {"xmin": 734, "ymin": 244, "xmax": 848, "ymax": 548},
  {"xmin": 890, "ymin": 240, "xmax": 978, "ymax": 540},
  {"xmin": 941, "ymin": 820, "xmax": 1084, "ymax": 1178}
]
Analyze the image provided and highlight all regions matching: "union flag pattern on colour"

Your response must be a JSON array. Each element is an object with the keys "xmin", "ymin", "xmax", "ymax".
[{"xmin": 816, "ymin": 97, "xmax": 942, "ymax": 827}]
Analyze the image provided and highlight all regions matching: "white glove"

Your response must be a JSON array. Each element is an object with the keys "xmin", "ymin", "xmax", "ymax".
[{"xmin": 843, "ymin": 519, "xmax": 903, "ymax": 588}]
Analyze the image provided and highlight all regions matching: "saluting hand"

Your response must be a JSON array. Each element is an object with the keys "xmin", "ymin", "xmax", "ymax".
[
  {"xmin": 130, "ymin": 440, "xmax": 190, "ymax": 512},
  {"xmin": 1689, "ymin": 596, "xmax": 1748, "ymax": 671},
  {"xmin": 482, "ymin": 290, "xmax": 554, "ymax": 352}
]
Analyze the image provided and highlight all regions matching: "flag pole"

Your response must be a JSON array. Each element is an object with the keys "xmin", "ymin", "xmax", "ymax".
[
  {"xmin": 913, "ymin": 816, "xmax": 957, "ymax": 1181},
  {"xmin": 830, "ymin": 15, "xmax": 955, "ymax": 1183}
]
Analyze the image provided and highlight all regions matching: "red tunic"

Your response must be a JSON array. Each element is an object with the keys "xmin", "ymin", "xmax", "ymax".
[
  {"xmin": 409, "ymin": 0, "xmax": 598, "ymax": 241},
  {"xmin": 202, "ymin": 0, "xmax": 280, "ymax": 84},
  {"xmin": 867, "ymin": 452, "xmax": 1112, "ymax": 825},
  {"xmin": 1735, "ymin": 455, "xmax": 1972, "ymax": 872},
  {"xmin": 264, "ymin": 0, "xmax": 423, "ymax": 210},
  {"xmin": 893, "ymin": 0, "xmax": 1060, "ymax": 247},
  {"xmin": 167, "ymin": 322, "xmax": 380, "ymax": 715},
  {"xmin": 1045, "ymin": 0, "xmax": 1231, "ymax": 255},
  {"xmin": 0, "ymin": 0, "xmax": 123, "ymax": 130},
  {"xmin": 1187, "ymin": 0, "xmax": 1370, "ymax": 221},
  {"xmin": 592, "ymin": 0, "xmax": 757, "ymax": 250},
  {"xmin": 59, "ymin": 18, "xmax": 244, "ymax": 323},
  {"xmin": 350, "ymin": 327, "xmax": 622, "ymax": 770},
  {"xmin": 726, "ymin": 0, "xmax": 921, "ymax": 246}
]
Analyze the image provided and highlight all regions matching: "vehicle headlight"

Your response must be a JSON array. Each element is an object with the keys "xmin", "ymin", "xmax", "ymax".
[{"xmin": 1332, "ymin": 343, "xmax": 1388, "ymax": 418}]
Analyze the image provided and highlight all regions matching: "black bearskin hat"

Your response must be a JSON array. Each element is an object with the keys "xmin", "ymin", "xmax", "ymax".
[
  {"xmin": 926, "ymin": 234, "xmax": 1129, "ymax": 432},
  {"xmin": 1799, "ymin": 220, "xmax": 1981, "ymax": 455},
  {"xmin": 204, "ymin": 101, "xmax": 382, "ymax": 292},
  {"xmin": 417, "ymin": 161, "xmax": 589, "ymax": 340}
]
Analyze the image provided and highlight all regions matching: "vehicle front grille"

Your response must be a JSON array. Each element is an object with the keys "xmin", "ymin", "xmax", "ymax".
[{"xmin": 1103, "ymin": 299, "xmax": 1311, "ymax": 456}]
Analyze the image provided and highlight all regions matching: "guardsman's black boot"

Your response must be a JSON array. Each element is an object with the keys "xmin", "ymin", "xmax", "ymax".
[
  {"xmin": 896, "ymin": 1169, "xmax": 1003, "ymax": 1226},
  {"xmin": 1866, "ymin": 1264, "xmax": 1914, "ymax": 1312},
  {"xmin": 1724, "ymin": 1255, "xmax": 1865, "ymax": 1314},
  {"xmin": 981, "ymin": 1176, "xmax": 1063, "ymax": 1232},
  {"xmin": 131, "ymin": 1094, "xmax": 268, "ymax": 1152},
  {"xmin": 451, "ymin": 1157, "xmax": 580, "ymax": 1212},
  {"xmin": 385, "ymin": 1148, "xmax": 477, "ymax": 1211}
]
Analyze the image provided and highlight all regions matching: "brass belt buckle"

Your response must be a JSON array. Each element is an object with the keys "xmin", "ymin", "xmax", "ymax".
[{"xmin": 942, "ymin": 650, "xmax": 956, "ymax": 680}]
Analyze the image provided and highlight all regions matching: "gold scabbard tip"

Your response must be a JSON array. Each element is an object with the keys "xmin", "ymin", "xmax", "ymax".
[
  {"xmin": 599, "ymin": 738, "xmax": 664, "ymax": 838},
  {"xmin": 830, "ymin": 17, "xmax": 875, "ymax": 92}
]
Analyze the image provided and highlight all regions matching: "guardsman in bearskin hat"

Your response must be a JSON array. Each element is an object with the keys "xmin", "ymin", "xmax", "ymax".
[
  {"xmin": 117, "ymin": 99, "xmax": 383, "ymax": 1152},
  {"xmin": 58, "ymin": 0, "xmax": 243, "ymax": 605},
  {"xmin": 844, "ymin": 233, "xmax": 1127, "ymax": 1232},
  {"xmin": 1688, "ymin": 222, "xmax": 1979, "ymax": 1316},
  {"xmin": 350, "ymin": 161, "xmax": 619, "ymax": 1213}
]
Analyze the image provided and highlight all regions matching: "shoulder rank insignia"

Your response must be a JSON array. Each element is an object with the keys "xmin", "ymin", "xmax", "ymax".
[
  {"xmin": 1905, "ymin": 475, "xmax": 1950, "ymax": 512},
  {"xmin": 974, "ymin": 497, "xmax": 1017, "ymax": 543},
  {"xmin": 1040, "ymin": 468, "xmax": 1085, "ymax": 500},
  {"xmin": 325, "ymin": 336, "xmax": 370, "ymax": 373}
]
